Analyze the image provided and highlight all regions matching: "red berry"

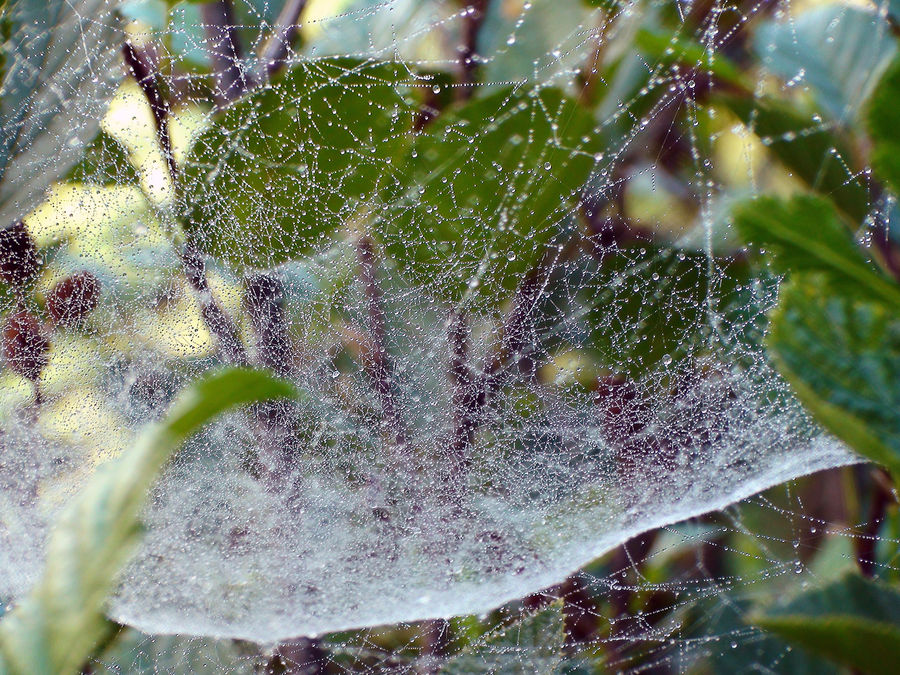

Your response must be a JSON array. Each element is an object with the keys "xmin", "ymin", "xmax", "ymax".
[
  {"xmin": 0, "ymin": 221, "xmax": 40, "ymax": 288},
  {"xmin": 47, "ymin": 271, "xmax": 101, "ymax": 327},
  {"xmin": 2, "ymin": 310, "xmax": 50, "ymax": 381}
]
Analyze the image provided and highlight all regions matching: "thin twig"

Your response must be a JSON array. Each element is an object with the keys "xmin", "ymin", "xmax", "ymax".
[
  {"xmin": 577, "ymin": 12, "xmax": 613, "ymax": 108},
  {"xmin": 418, "ymin": 618, "xmax": 452, "ymax": 674},
  {"xmin": 122, "ymin": 42, "xmax": 177, "ymax": 181},
  {"xmin": 447, "ymin": 310, "xmax": 475, "ymax": 475},
  {"xmin": 264, "ymin": 639, "xmax": 328, "ymax": 674},
  {"xmin": 180, "ymin": 246, "xmax": 248, "ymax": 365},
  {"xmin": 202, "ymin": 0, "xmax": 256, "ymax": 103},
  {"xmin": 457, "ymin": 0, "xmax": 489, "ymax": 102},
  {"xmin": 561, "ymin": 575, "xmax": 599, "ymax": 646},
  {"xmin": 245, "ymin": 273, "xmax": 293, "ymax": 377},
  {"xmin": 257, "ymin": 0, "xmax": 309, "ymax": 81},
  {"xmin": 123, "ymin": 41, "xmax": 249, "ymax": 366},
  {"xmin": 357, "ymin": 236, "xmax": 409, "ymax": 453},
  {"xmin": 446, "ymin": 237, "xmax": 579, "ymax": 479}
]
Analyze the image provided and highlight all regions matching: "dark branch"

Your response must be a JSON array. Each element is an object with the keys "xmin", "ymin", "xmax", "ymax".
[
  {"xmin": 418, "ymin": 618, "xmax": 452, "ymax": 672},
  {"xmin": 257, "ymin": 0, "xmax": 309, "ymax": 81},
  {"xmin": 245, "ymin": 273, "xmax": 293, "ymax": 377},
  {"xmin": 122, "ymin": 42, "xmax": 177, "ymax": 181},
  {"xmin": 447, "ymin": 310, "xmax": 475, "ymax": 476},
  {"xmin": 264, "ymin": 638, "xmax": 327, "ymax": 674},
  {"xmin": 202, "ymin": 0, "xmax": 256, "ymax": 103},
  {"xmin": 180, "ymin": 247, "xmax": 248, "ymax": 365},
  {"xmin": 445, "ymin": 237, "xmax": 578, "ymax": 482},
  {"xmin": 457, "ymin": 0, "xmax": 489, "ymax": 102},
  {"xmin": 123, "ymin": 41, "xmax": 248, "ymax": 366},
  {"xmin": 357, "ymin": 236, "xmax": 409, "ymax": 453},
  {"xmin": 560, "ymin": 575, "xmax": 599, "ymax": 645}
]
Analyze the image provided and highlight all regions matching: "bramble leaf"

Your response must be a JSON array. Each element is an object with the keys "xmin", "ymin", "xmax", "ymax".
[
  {"xmin": 755, "ymin": 573, "xmax": 900, "ymax": 675},
  {"xmin": 381, "ymin": 86, "xmax": 599, "ymax": 306},
  {"xmin": 0, "ymin": 368, "xmax": 295, "ymax": 675},
  {"xmin": 768, "ymin": 276, "xmax": 900, "ymax": 478},
  {"xmin": 734, "ymin": 194, "xmax": 900, "ymax": 308}
]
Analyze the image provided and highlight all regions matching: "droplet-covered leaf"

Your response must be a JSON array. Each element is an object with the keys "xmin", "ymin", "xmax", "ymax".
[
  {"xmin": 180, "ymin": 58, "xmax": 420, "ymax": 268},
  {"xmin": 734, "ymin": 194, "xmax": 900, "ymax": 308},
  {"xmin": 755, "ymin": 573, "xmax": 900, "ymax": 675},
  {"xmin": 768, "ymin": 276, "xmax": 900, "ymax": 477},
  {"xmin": 381, "ymin": 86, "xmax": 600, "ymax": 305}
]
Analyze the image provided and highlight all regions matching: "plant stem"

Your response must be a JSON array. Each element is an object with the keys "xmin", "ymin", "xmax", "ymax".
[
  {"xmin": 244, "ymin": 273, "xmax": 300, "ymax": 476},
  {"xmin": 357, "ymin": 236, "xmax": 409, "ymax": 454},
  {"xmin": 123, "ymin": 41, "xmax": 249, "ymax": 366},
  {"xmin": 414, "ymin": 0, "xmax": 490, "ymax": 128},
  {"xmin": 121, "ymin": 42, "xmax": 177, "ymax": 181},
  {"xmin": 256, "ymin": 0, "xmax": 309, "ymax": 81},
  {"xmin": 577, "ymin": 12, "xmax": 614, "ymax": 108},
  {"xmin": 561, "ymin": 575, "xmax": 599, "ymax": 646},
  {"xmin": 264, "ymin": 639, "xmax": 327, "ymax": 674},
  {"xmin": 418, "ymin": 618, "xmax": 452, "ymax": 673},
  {"xmin": 245, "ymin": 273, "xmax": 293, "ymax": 377},
  {"xmin": 180, "ymin": 246, "xmax": 248, "ymax": 365},
  {"xmin": 447, "ymin": 310, "xmax": 476, "ymax": 477},
  {"xmin": 457, "ymin": 0, "xmax": 489, "ymax": 102},
  {"xmin": 202, "ymin": 0, "xmax": 256, "ymax": 104},
  {"xmin": 445, "ymin": 237, "xmax": 578, "ymax": 485}
]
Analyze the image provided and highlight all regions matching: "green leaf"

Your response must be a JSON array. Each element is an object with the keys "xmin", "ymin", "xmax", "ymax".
[
  {"xmin": 440, "ymin": 601, "xmax": 566, "ymax": 674},
  {"xmin": 581, "ymin": 247, "xmax": 744, "ymax": 374},
  {"xmin": 734, "ymin": 195, "xmax": 900, "ymax": 308},
  {"xmin": 0, "ymin": 368, "xmax": 295, "ymax": 675},
  {"xmin": 380, "ymin": 86, "xmax": 600, "ymax": 306},
  {"xmin": 753, "ymin": 5, "xmax": 895, "ymax": 122},
  {"xmin": 718, "ymin": 94, "xmax": 869, "ymax": 223},
  {"xmin": 869, "ymin": 54, "xmax": 900, "ymax": 196},
  {"xmin": 479, "ymin": 0, "xmax": 591, "ymax": 86},
  {"xmin": 755, "ymin": 573, "xmax": 900, "ymax": 675},
  {"xmin": 688, "ymin": 593, "xmax": 840, "ymax": 675},
  {"xmin": 65, "ymin": 130, "xmax": 140, "ymax": 186},
  {"xmin": 179, "ymin": 58, "xmax": 419, "ymax": 268},
  {"xmin": 635, "ymin": 29, "xmax": 746, "ymax": 88},
  {"xmin": 89, "ymin": 628, "xmax": 254, "ymax": 674},
  {"xmin": 0, "ymin": 0, "xmax": 123, "ymax": 226},
  {"xmin": 768, "ymin": 276, "xmax": 900, "ymax": 478}
]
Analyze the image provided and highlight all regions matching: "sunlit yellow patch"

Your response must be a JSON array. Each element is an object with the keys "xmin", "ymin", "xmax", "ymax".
[
  {"xmin": 26, "ymin": 183, "xmax": 148, "ymax": 246},
  {"xmin": 38, "ymin": 388, "xmax": 129, "ymax": 464},
  {"xmin": 134, "ymin": 283, "xmax": 216, "ymax": 358},
  {"xmin": 304, "ymin": 0, "xmax": 357, "ymax": 39}
]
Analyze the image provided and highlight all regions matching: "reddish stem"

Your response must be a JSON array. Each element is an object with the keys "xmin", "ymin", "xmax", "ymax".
[
  {"xmin": 357, "ymin": 237, "xmax": 409, "ymax": 453},
  {"xmin": 258, "ymin": 0, "xmax": 309, "ymax": 80},
  {"xmin": 202, "ymin": 0, "xmax": 256, "ymax": 103}
]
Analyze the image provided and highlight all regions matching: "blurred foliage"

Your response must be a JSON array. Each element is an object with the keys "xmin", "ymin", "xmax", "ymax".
[
  {"xmin": 1, "ymin": 0, "xmax": 900, "ymax": 672},
  {"xmin": 180, "ymin": 58, "xmax": 415, "ymax": 268},
  {"xmin": 755, "ymin": 574, "xmax": 900, "ymax": 675},
  {"xmin": 0, "ymin": 368, "xmax": 294, "ymax": 674}
]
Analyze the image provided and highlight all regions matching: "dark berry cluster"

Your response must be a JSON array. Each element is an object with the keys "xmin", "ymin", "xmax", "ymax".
[{"xmin": 0, "ymin": 221, "xmax": 102, "ymax": 391}]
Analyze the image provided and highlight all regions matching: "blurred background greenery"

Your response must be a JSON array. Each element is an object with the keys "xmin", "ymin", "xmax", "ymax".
[{"xmin": 1, "ymin": 0, "xmax": 900, "ymax": 672}]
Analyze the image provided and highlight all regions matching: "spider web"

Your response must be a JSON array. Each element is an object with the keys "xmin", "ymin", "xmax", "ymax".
[{"xmin": 1, "ymin": 0, "xmax": 895, "ymax": 671}]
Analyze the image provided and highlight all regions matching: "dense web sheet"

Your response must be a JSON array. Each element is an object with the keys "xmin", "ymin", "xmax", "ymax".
[{"xmin": 0, "ymin": 0, "xmax": 890, "ymax": 662}]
